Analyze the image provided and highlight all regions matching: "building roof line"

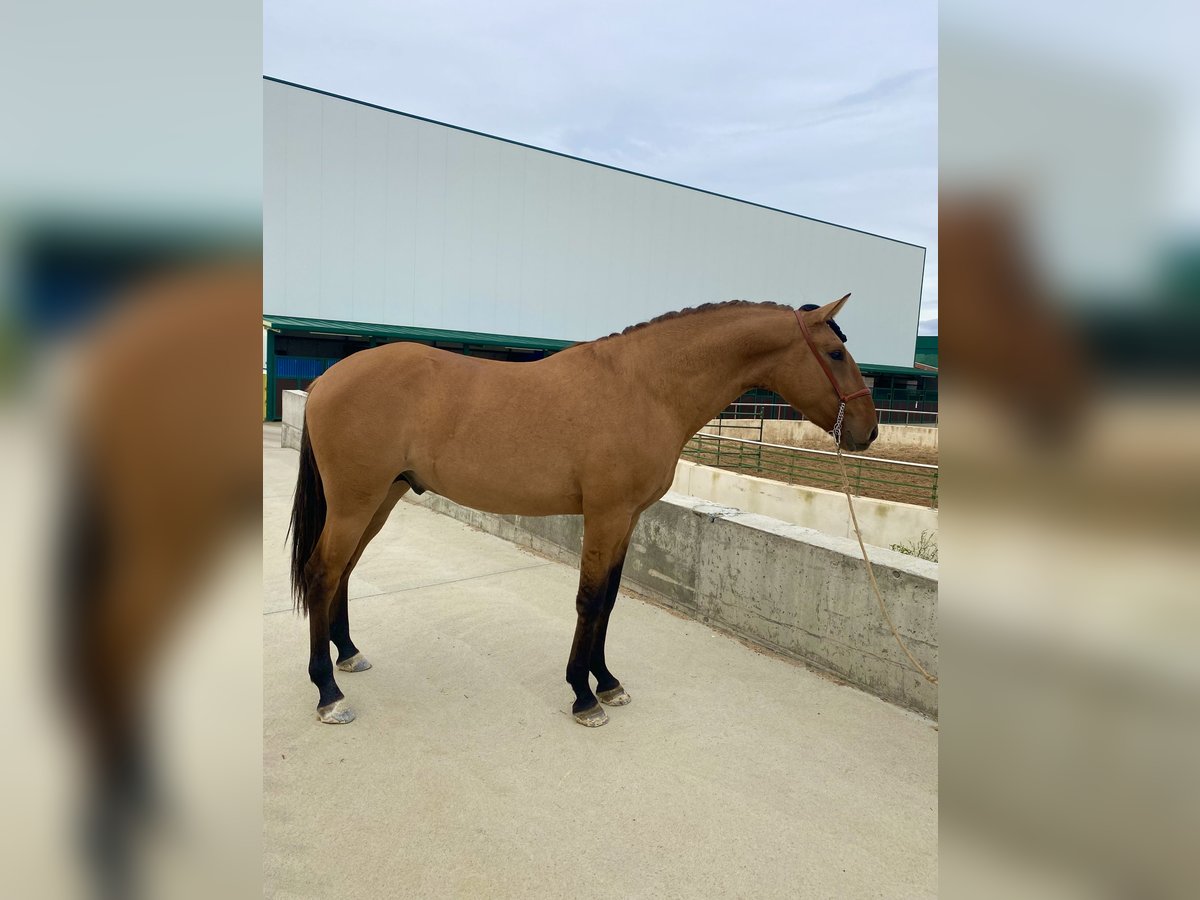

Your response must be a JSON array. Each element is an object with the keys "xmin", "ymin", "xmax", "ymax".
[
  {"xmin": 263, "ymin": 75, "xmax": 927, "ymax": 252},
  {"xmin": 263, "ymin": 313, "xmax": 933, "ymax": 375}
]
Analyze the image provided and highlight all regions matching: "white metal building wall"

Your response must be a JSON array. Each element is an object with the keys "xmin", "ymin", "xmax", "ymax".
[{"xmin": 264, "ymin": 78, "xmax": 926, "ymax": 368}]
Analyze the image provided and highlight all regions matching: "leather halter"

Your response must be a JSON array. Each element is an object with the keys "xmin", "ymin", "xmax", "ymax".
[
  {"xmin": 794, "ymin": 308, "xmax": 872, "ymax": 404},
  {"xmin": 795, "ymin": 308, "xmax": 871, "ymax": 444}
]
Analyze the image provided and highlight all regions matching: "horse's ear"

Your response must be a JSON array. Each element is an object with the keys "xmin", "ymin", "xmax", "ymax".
[{"xmin": 812, "ymin": 293, "xmax": 851, "ymax": 322}]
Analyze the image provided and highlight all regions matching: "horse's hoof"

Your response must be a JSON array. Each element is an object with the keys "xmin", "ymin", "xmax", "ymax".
[
  {"xmin": 573, "ymin": 703, "xmax": 609, "ymax": 727},
  {"xmin": 597, "ymin": 685, "xmax": 631, "ymax": 706},
  {"xmin": 336, "ymin": 652, "xmax": 372, "ymax": 673},
  {"xmin": 317, "ymin": 699, "xmax": 356, "ymax": 724}
]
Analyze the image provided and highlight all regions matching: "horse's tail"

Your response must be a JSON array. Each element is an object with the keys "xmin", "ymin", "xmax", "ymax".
[{"xmin": 288, "ymin": 418, "xmax": 326, "ymax": 616}]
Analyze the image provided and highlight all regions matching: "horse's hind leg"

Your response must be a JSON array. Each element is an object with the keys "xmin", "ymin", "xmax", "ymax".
[
  {"xmin": 306, "ymin": 502, "xmax": 381, "ymax": 724},
  {"xmin": 329, "ymin": 582, "xmax": 369, "ymax": 672},
  {"xmin": 329, "ymin": 482, "xmax": 410, "ymax": 673}
]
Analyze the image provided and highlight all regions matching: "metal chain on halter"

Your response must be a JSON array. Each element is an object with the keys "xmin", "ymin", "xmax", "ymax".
[{"xmin": 828, "ymin": 400, "xmax": 847, "ymax": 447}]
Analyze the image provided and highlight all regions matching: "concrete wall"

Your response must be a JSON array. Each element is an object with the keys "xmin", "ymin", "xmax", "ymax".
[
  {"xmin": 409, "ymin": 491, "xmax": 937, "ymax": 717},
  {"xmin": 671, "ymin": 459, "xmax": 938, "ymax": 549},
  {"xmin": 281, "ymin": 387, "xmax": 938, "ymax": 715},
  {"xmin": 704, "ymin": 418, "xmax": 939, "ymax": 452},
  {"xmin": 281, "ymin": 390, "xmax": 306, "ymax": 450}
]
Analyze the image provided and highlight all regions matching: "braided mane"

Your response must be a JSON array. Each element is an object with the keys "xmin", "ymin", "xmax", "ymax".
[{"xmin": 594, "ymin": 299, "xmax": 849, "ymax": 343}]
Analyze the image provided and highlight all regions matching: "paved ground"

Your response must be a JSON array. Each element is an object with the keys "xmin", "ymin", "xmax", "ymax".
[{"xmin": 263, "ymin": 424, "xmax": 937, "ymax": 898}]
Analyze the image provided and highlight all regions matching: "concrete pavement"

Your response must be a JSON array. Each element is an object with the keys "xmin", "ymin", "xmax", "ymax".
[{"xmin": 263, "ymin": 424, "xmax": 937, "ymax": 898}]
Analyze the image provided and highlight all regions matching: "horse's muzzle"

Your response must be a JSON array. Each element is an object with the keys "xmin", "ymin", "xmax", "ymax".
[{"xmin": 841, "ymin": 425, "xmax": 878, "ymax": 453}]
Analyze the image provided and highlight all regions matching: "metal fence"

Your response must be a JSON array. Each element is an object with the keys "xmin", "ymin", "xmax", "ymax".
[
  {"xmin": 681, "ymin": 432, "xmax": 939, "ymax": 508},
  {"xmin": 716, "ymin": 402, "xmax": 938, "ymax": 428},
  {"xmin": 874, "ymin": 407, "xmax": 939, "ymax": 427}
]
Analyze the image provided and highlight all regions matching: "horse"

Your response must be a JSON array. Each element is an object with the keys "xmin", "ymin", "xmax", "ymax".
[
  {"xmin": 289, "ymin": 294, "xmax": 878, "ymax": 727},
  {"xmin": 60, "ymin": 263, "xmax": 262, "ymax": 894},
  {"xmin": 939, "ymin": 192, "xmax": 1088, "ymax": 440}
]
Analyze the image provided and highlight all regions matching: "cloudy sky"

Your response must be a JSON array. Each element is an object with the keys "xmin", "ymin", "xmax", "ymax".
[{"xmin": 265, "ymin": 1, "xmax": 938, "ymax": 333}]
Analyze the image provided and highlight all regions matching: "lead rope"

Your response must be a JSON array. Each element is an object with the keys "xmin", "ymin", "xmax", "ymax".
[{"xmin": 829, "ymin": 402, "xmax": 938, "ymax": 686}]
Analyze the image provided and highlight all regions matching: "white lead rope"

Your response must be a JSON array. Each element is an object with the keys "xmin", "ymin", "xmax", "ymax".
[{"xmin": 830, "ymin": 408, "xmax": 938, "ymax": 686}]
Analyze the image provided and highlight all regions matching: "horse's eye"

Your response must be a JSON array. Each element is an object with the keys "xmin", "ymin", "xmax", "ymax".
[{"xmin": 829, "ymin": 350, "xmax": 844, "ymax": 361}]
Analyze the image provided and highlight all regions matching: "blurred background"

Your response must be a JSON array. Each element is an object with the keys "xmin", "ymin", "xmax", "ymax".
[
  {"xmin": 940, "ymin": 1, "xmax": 1200, "ymax": 897},
  {"xmin": 1, "ymin": 1, "xmax": 261, "ymax": 897}
]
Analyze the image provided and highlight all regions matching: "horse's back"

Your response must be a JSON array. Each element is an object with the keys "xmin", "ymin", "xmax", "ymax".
[{"xmin": 304, "ymin": 340, "xmax": 671, "ymax": 516}]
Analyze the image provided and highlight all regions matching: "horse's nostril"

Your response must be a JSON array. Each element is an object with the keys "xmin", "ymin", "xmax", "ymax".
[{"xmin": 869, "ymin": 425, "xmax": 879, "ymax": 443}]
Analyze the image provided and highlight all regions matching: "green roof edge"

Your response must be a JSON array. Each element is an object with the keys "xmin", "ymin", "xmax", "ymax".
[
  {"xmin": 262, "ymin": 314, "xmax": 575, "ymax": 351},
  {"xmin": 262, "ymin": 314, "xmax": 934, "ymax": 376}
]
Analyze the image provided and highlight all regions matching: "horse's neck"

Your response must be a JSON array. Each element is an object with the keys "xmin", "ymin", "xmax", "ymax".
[{"xmin": 607, "ymin": 308, "xmax": 788, "ymax": 442}]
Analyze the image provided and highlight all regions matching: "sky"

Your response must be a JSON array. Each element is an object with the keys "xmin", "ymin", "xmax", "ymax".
[{"xmin": 264, "ymin": 1, "xmax": 938, "ymax": 334}]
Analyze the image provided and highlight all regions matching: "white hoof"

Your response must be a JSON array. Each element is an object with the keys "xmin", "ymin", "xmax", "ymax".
[
  {"xmin": 317, "ymin": 699, "xmax": 356, "ymax": 724},
  {"xmin": 597, "ymin": 685, "xmax": 631, "ymax": 706},
  {"xmin": 573, "ymin": 704, "xmax": 609, "ymax": 727},
  {"xmin": 337, "ymin": 652, "xmax": 372, "ymax": 673}
]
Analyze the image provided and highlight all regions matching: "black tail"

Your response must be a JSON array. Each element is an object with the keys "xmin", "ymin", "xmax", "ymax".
[{"xmin": 288, "ymin": 421, "xmax": 326, "ymax": 616}]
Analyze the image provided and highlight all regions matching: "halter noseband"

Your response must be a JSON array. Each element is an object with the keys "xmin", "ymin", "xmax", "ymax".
[{"xmin": 794, "ymin": 308, "xmax": 871, "ymax": 445}]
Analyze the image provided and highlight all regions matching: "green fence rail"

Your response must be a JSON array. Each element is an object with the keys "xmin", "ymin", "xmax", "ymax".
[{"xmin": 682, "ymin": 432, "xmax": 939, "ymax": 509}]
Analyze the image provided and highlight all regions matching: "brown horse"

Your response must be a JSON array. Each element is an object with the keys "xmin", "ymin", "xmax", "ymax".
[
  {"xmin": 290, "ymin": 295, "xmax": 877, "ymax": 726},
  {"xmin": 939, "ymin": 192, "xmax": 1089, "ymax": 439},
  {"xmin": 60, "ymin": 263, "xmax": 262, "ymax": 894}
]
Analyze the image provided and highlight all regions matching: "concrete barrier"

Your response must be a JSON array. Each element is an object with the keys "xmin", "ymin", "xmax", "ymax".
[
  {"xmin": 281, "ymin": 388, "xmax": 938, "ymax": 716},
  {"xmin": 281, "ymin": 390, "xmax": 306, "ymax": 450},
  {"xmin": 672, "ymin": 459, "xmax": 938, "ymax": 549}
]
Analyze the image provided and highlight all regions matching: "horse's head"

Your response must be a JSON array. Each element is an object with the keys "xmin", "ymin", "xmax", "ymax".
[{"xmin": 768, "ymin": 294, "xmax": 879, "ymax": 452}]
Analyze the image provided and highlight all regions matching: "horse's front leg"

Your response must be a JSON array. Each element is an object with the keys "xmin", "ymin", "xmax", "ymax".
[
  {"xmin": 566, "ymin": 511, "xmax": 633, "ymax": 726},
  {"xmin": 590, "ymin": 537, "xmax": 634, "ymax": 708}
]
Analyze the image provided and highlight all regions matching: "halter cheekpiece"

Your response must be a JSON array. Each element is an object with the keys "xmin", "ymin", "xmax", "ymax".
[{"xmin": 794, "ymin": 308, "xmax": 871, "ymax": 445}]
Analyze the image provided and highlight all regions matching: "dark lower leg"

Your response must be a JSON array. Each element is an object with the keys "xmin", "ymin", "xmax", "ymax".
[
  {"xmin": 328, "ymin": 581, "xmax": 360, "ymax": 664},
  {"xmin": 565, "ymin": 585, "xmax": 605, "ymax": 715},
  {"xmin": 590, "ymin": 558, "xmax": 625, "ymax": 693},
  {"xmin": 566, "ymin": 514, "xmax": 634, "ymax": 722},
  {"xmin": 80, "ymin": 706, "xmax": 156, "ymax": 900},
  {"xmin": 307, "ymin": 601, "xmax": 342, "ymax": 710},
  {"xmin": 83, "ymin": 733, "xmax": 145, "ymax": 900}
]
